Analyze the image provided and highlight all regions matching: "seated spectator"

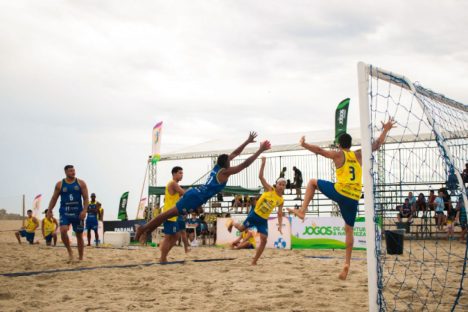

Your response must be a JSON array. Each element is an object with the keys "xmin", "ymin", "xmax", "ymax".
[
  {"xmin": 407, "ymin": 192, "xmax": 417, "ymax": 217},
  {"xmin": 186, "ymin": 212, "xmax": 201, "ymax": 244},
  {"xmin": 286, "ymin": 179, "xmax": 292, "ymax": 195},
  {"xmin": 434, "ymin": 190, "xmax": 446, "ymax": 231},
  {"xmin": 456, "ymin": 195, "xmax": 467, "ymax": 242},
  {"xmin": 231, "ymin": 195, "xmax": 243, "ymax": 213},
  {"xmin": 428, "ymin": 190, "xmax": 436, "ymax": 211},
  {"xmin": 415, "ymin": 193, "xmax": 427, "ymax": 217},
  {"xmin": 462, "ymin": 163, "xmax": 468, "ymax": 185},
  {"xmin": 231, "ymin": 229, "xmax": 256, "ymax": 250},
  {"xmin": 397, "ymin": 198, "xmax": 413, "ymax": 223},
  {"xmin": 243, "ymin": 195, "xmax": 250, "ymax": 212},
  {"xmin": 199, "ymin": 215, "xmax": 209, "ymax": 245}
]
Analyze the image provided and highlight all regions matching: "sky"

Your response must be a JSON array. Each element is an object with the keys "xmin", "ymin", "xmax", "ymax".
[{"xmin": 0, "ymin": 0, "xmax": 467, "ymax": 218}]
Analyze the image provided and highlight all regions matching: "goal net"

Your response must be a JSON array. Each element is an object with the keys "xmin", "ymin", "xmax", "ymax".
[{"xmin": 357, "ymin": 62, "xmax": 468, "ymax": 311}]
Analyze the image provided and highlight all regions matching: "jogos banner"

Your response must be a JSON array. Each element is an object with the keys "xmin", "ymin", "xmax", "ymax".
[
  {"xmin": 291, "ymin": 216, "xmax": 366, "ymax": 250},
  {"xmin": 216, "ymin": 216, "xmax": 291, "ymax": 249}
]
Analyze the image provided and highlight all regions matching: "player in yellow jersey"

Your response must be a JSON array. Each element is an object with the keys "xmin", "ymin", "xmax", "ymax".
[
  {"xmin": 230, "ymin": 229, "xmax": 256, "ymax": 250},
  {"xmin": 288, "ymin": 118, "xmax": 396, "ymax": 280},
  {"xmin": 15, "ymin": 209, "xmax": 39, "ymax": 244},
  {"xmin": 42, "ymin": 209, "xmax": 59, "ymax": 246},
  {"xmin": 159, "ymin": 166, "xmax": 189, "ymax": 263},
  {"xmin": 228, "ymin": 156, "xmax": 285, "ymax": 265}
]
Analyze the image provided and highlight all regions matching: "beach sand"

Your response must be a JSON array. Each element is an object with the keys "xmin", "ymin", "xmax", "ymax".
[{"xmin": 0, "ymin": 220, "xmax": 466, "ymax": 311}]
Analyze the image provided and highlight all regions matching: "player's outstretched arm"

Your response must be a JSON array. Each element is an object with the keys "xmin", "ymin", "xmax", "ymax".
[
  {"xmin": 277, "ymin": 203, "xmax": 283, "ymax": 234},
  {"xmin": 372, "ymin": 118, "xmax": 396, "ymax": 152},
  {"xmin": 228, "ymin": 132, "xmax": 257, "ymax": 161},
  {"xmin": 259, "ymin": 157, "xmax": 273, "ymax": 192},
  {"xmin": 46, "ymin": 182, "xmax": 61, "ymax": 218},
  {"xmin": 219, "ymin": 140, "xmax": 271, "ymax": 183},
  {"xmin": 299, "ymin": 136, "xmax": 338, "ymax": 160}
]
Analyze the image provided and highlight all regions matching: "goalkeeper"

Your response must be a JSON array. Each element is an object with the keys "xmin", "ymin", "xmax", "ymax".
[{"xmin": 289, "ymin": 118, "xmax": 396, "ymax": 280}]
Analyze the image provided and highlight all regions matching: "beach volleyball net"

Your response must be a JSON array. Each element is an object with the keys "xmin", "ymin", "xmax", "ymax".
[{"xmin": 357, "ymin": 62, "xmax": 468, "ymax": 311}]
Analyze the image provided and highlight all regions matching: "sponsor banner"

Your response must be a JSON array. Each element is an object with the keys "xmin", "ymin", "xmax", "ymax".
[
  {"xmin": 32, "ymin": 194, "xmax": 42, "ymax": 218},
  {"xmin": 103, "ymin": 219, "xmax": 146, "ymax": 242},
  {"xmin": 335, "ymin": 98, "xmax": 350, "ymax": 144},
  {"xmin": 66, "ymin": 221, "xmax": 104, "ymax": 245},
  {"xmin": 151, "ymin": 121, "xmax": 163, "ymax": 164},
  {"xmin": 216, "ymin": 216, "xmax": 291, "ymax": 249},
  {"xmin": 266, "ymin": 217, "xmax": 291, "ymax": 249},
  {"xmin": 118, "ymin": 192, "xmax": 129, "ymax": 221},
  {"xmin": 291, "ymin": 216, "xmax": 366, "ymax": 250}
]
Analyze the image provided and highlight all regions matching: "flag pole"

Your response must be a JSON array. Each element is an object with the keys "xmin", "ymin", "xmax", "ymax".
[{"xmin": 136, "ymin": 159, "xmax": 150, "ymax": 219}]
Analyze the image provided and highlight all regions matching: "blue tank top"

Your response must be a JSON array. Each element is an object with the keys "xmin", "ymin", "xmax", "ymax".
[
  {"xmin": 193, "ymin": 165, "xmax": 227, "ymax": 202},
  {"xmin": 87, "ymin": 201, "xmax": 98, "ymax": 220},
  {"xmin": 60, "ymin": 179, "xmax": 83, "ymax": 215}
]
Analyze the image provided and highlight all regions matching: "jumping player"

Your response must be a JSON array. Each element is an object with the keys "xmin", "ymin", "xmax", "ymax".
[
  {"xmin": 46, "ymin": 165, "xmax": 89, "ymax": 261},
  {"xmin": 135, "ymin": 132, "xmax": 271, "ymax": 241},
  {"xmin": 288, "ymin": 118, "xmax": 396, "ymax": 280},
  {"xmin": 227, "ymin": 156, "xmax": 285, "ymax": 265}
]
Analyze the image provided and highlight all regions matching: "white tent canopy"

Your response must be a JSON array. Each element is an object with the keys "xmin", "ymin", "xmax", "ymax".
[{"xmin": 160, "ymin": 125, "xmax": 449, "ymax": 161}]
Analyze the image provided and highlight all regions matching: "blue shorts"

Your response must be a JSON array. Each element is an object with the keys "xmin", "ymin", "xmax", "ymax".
[
  {"xmin": 177, "ymin": 217, "xmax": 186, "ymax": 231},
  {"xmin": 317, "ymin": 180, "xmax": 359, "ymax": 227},
  {"xmin": 243, "ymin": 210, "xmax": 268, "ymax": 236},
  {"xmin": 175, "ymin": 189, "xmax": 205, "ymax": 215},
  {"xmin": 44, "ymin": 233, "xmax": 54, "ymax": 243},
  {"xmin": 60, "ymin": 213, "xmax": 84, "ymax": 233},
  {"xmin": 20, "ymin": 230, "xmax": 35, "ymax": 243},
  {"xmin": 86, "ymin": 218, "xmax": 98, "ymax": 231},
  {"xmin": 163, "ymin": 220, "xmax": 179, "ymax": 235}
]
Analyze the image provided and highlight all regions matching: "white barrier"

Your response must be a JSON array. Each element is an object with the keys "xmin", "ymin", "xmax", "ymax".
[{"xmin": 103, "ymin": 231, "xmax": 130, "ymax": 247}]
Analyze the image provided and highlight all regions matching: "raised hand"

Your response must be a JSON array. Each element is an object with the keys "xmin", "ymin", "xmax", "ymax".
[
  {"xmin": 381, "ymin": 118, "xmax": 396, "ymax": 132},
  {"xmin": 247, "ymin": 131, "xmax": 258, "ymax": 144},
  {"xmin": 259, "ymin": 140, "xmax": 271, "ymax": 152},
  {"xmin": 299, "ymin": 136, "xmax": 306, "ymax": 147}
]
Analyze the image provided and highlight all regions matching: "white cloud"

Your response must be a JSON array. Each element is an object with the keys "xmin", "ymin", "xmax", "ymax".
[{"xmin": 0, "ymin": 0, "xmax": 466, "ymax": 217}]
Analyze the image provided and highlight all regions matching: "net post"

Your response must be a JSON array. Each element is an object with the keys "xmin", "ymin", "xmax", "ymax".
[{"xmin": 357, "ymin": 62, "xmax": 379, "ymax": 312}]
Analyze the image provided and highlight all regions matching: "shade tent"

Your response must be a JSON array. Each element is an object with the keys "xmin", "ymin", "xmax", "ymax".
[{"xmin": 148, "ymin": 185, "xmax": 261, "ymax": 196}]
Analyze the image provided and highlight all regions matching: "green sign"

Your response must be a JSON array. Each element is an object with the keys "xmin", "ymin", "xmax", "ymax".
[{"xmin": 335, "ymin": 98, "xmax": 350, "ymax": 144}]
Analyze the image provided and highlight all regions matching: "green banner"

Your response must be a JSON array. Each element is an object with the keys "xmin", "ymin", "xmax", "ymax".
[
  {"xmin": 118, "ymin": 192, "xmax": 129, "ymax": 221},
  {"xmin": 335, "ymin": 98, "xmax": 350, "ymax": 144}
]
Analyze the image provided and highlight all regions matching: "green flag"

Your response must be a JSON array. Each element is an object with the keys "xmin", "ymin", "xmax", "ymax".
[
  {"xmin": 118, "ymin": 192, "xmax": 129, "ymax": 221},
  {"xmin": 335, "ymin": 98, "xmax": 350, "ymax": 144}
]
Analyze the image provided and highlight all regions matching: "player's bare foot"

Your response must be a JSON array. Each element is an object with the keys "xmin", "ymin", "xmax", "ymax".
[
  {"xmin": 226, "ymin": 219, "xmax": 234, "ymax": 233},
  {"xmin": 184, "ymin": 247, "xmax": 191, "ymax": 254},
  {"xmin": 339, "ymin": 264, "xmax": 350, "ymax": 280},
  {"xmin": 251, "ymin": 259, "xmax": 258, "ymax": 266},
  {"xmin": 287, "ymin": 208, "xmax": 305, "ymax": 220}
]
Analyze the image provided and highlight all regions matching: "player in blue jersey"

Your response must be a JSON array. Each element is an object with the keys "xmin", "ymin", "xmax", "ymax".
[
  {"xmin": 46, "ymin": 165, "xmax": 90, "ymax": 261},
  {"xmin": 135, "ymin": 132, "xmax": 271, "ymax": 242},
  {"xmin": 86, "ymin": 193, "xmax": 100, "ymax": 246}
]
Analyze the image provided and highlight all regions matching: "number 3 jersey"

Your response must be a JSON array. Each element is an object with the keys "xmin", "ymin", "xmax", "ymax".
[
  {"xmin": 334, "ymin": 150, "xmax": 362, "ymax": 201},
  {"xmin": 59, "ymin": 179, "xmax": 83, "ymax": 216}
]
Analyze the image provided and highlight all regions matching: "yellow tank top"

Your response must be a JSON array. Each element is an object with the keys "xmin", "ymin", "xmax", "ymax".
[
  {"xmin": 25, "ymin": 217, "xmax": 37, "ymax": 233},
  {"xmin": 164, "ymin": 180, "xmax": 180, "ymax": 222},
  {"xmin": 242, "ymin": 231, "xmax": 256, "ymax": 248},
  {"xmin": 43, "ymin": 218, "xmax": 56, "ymax": 236},
  {"xmin": 334, "ymin": 150, "xmax": 363, "ymax": 201},
  {"xmin": 254, "ymin": 190, "xmax": 284, "ymax": 219}
]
